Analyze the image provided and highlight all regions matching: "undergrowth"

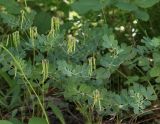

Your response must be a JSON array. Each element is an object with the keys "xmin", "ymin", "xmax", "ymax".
[{"xmin": 0, "ymin": 0, "xmax": 160, "ymax": 124}]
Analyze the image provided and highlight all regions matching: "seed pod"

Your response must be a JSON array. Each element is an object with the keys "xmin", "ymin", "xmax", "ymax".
[
  {"xmin": 5, "ymin": 35, "xmax": 10, "ymax": 46},
  {"xmin": 67, "ymin": 34, "xmax": 76, "ymax": 54},
  {"xmin": 29, "ymin": 26, "xmax": 38, "ymax": 41},
  {"xmin": 93, "ymin": 89, "xmax": 102, "ymax": 111},
  {"xmin": 12, "ymin": 31, "xmax": 20, "ymax": 48},
  {"xmin": 88, "ymin": 56, "xmax": 96, "ymax": 76},
  {"xmin": 20, "ymin": 10, "xmax": 25, "ymax": 29},
  {"xmin": 48, "ymin": 17, "xmax": 60, "ymax": 38},
  {"xmin": 88, "ymin": 57, "xmax": 93, "ymax": 76},
  {"xmin": 42, "ymin": 59, "xmax": 49, "ymax": 83}
]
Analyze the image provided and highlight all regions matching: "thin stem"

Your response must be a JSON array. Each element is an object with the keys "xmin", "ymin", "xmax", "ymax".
[
  {"xmin": 0, "ymin": 69, "xmax": 16, "ymax": 88},
  {"xmin": 0, "ymin": 45, "xmax": 49, "ymax": 124},
  {"xmin": 24, "ymin": 0, "xmax": 28, "ymax": 7},
  {"xmin": 135, "ymin": 66, "xmax": 157, "ymax": 97},
  {"xmin": 116, "ymin": 69, "xmax": 128, "ymax": 79}
]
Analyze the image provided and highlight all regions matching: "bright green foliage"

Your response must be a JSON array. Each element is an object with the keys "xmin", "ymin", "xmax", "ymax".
[
  {"xmin": 71, "ymin": 0, "xmax": 159, "ymax": 21},
  {"xmin": 0, "ymin": 120, "xmax": 13, "ymax": 124},
  {"xmin": 127, "ymin": 84, "xmax": 157, "ymax": 114},
  {"xmin": 9, "ymin": 118, "xmax": 23, "ymax": 124},
  {"xmin": 71, "ymin": 0, "xmax": 104, "ymax": 14},
  {"xmin": 134, "ymin": 0, "xmax": 160, "ymax": 8},
  {"xmin": 28, "ymin": 117, "xmax": 48, "ymax": 124},
  {"xmin": 0, "ymin": 0, "xmax": 160, "ymax": 124},
  {"xmin": 134, "ymin": 9, "xmax": 149, "ymax": 21},
  {"xmin": 49, "ymin": 103, "xmax": 65, "ymax": 124},
  {"xmin": 150, "ymin": 66, "xmax": 160, "ymax": 77},
  {"xmin": 0, "ymin": 0, "xmax": 20, "ymax": 14},
  {"xmin": 115, "ymin": 1, "xmax": 137, "ymax": 11},
  {"xmin": 102, "ymin": 34, "xmax": 118, "ymax": 48}
]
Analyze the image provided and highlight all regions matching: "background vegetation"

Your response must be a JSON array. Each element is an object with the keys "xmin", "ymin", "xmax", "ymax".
[{"xmin": 0, "ymin": 0, "xmax": 160, "ymax": 124}]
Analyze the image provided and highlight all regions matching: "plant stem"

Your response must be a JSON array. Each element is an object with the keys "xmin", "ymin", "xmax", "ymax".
[{"xmin": 0, "ymin": 45, "xmax": 49, "ymax": 124}]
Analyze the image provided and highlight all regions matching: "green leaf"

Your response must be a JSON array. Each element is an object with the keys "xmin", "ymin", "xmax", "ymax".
[
  {"xmin": 100, "ymin": 54, "xmax": 115, "ymax": 68},
  {"xmin": 126, "ymin": 76, "xmax": 139, "ymax": 84},
  {"xmin": 134, "ymin": 9, "xmax": 149, "ymax": 21},
  {"xmin": 20, "ymin": 10, "xmax": 36, "ymax": 31},
  {"xmin": 149, "ymin": 66, "xmax": 160, "ymax": 77},
  {"xmin": 153, "ymin": 52, "xmax": 160, "ymax": 65},
  {"xmin": 9, "ymin": 118, "xmax": 23, "ymax": 124},
  {"xmin": 0, "ymin": 0, "xmax": 20, "ymax": 14},
  {"xmin": 28, "ymin": 117, "xmax": 47, "ymax": 124},
  {"xmin": 115, "ymin": 1, "xmax": 137, "ymax": 11},
  {"xmin": 9, "ymin": 85, "xmax": 21, "ymax": 108},
  {"xmin": 57, "ymin": 60, "xmax": 73, "ymax": 76},
  {"xmin": 34, "ymin": 11, "xmax": 51, "ymax": 34},
  {"xmin": 150, "ymin": 37, "xmax": 160, "ymax": 47},
  {"xmin": 134, "ymin": 0, "xmax": 160, "ymax": 8},
  {"xmin": 0, "ymin": 10, "xmax": 36, "ymax": 30},
  {"xmin": 143, "ymin": 100, "xmax": 151, "ymax": 106},
  {"xmin": 71, "ymin": 0, "xmax": 110, "ymax": 14},
  {"xmin": 79, "ymin": 83, "xmax": 92, "ymax": 94},
  {"xmin": 138, "ymin": 57, "xmax": 149, "ymax": 66},
  {"xmin": 146, "ymin": 87, "xmax": 157, "ymax": 99},
  {"xmin": 0, "ymin": 13, "xmax": 19, "ymax": 28},
  {"xmin": 0, "ymin": 69, "xmax": 16, "ymax": 88},
  {"xmin": 155, "ymin": 77, "xmax": 160, "ymax": 83},
  {"xmin": 96, "ymin": 68, "xmax": 110, "ymax": 79},
  {"xmin": 57, "ymin": 60, "xmax": 89, "ymax": 78},
  {"xmin": 48, "ymin": 103, "xmax": 65, "ymax": 124},
  {"xmin": 102, "ymin": 34, "xmax": 118, "ymax": 48},
  {"xmin": 0, "ymin": 120, "xmax": 13, "ymax": 124}
]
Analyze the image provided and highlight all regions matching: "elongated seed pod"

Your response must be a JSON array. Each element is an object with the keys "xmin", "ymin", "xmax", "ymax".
[{"xmin": 12, "ymin": 31, "xmax": 20, "ymax": 48}]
